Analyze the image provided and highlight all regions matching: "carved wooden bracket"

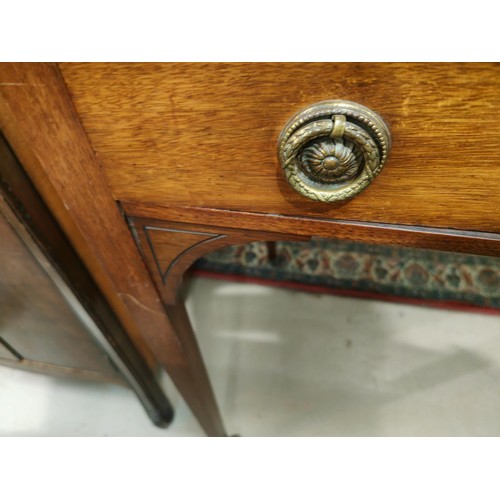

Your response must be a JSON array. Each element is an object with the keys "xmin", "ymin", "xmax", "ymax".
[{"xmin": 128, "ymin": 216, "xmax": 308, "ymax": 305}]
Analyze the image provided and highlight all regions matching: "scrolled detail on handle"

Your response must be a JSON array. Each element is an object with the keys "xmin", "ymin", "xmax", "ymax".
[{"xmin": 278, "ymin": 100, "xmax": 391, "ymax": 202}]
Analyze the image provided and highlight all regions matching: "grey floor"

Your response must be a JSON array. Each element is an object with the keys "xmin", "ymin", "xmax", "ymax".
[{"xmin": 1, "ymin": 277, "xmax": 499, "ymax": 436}]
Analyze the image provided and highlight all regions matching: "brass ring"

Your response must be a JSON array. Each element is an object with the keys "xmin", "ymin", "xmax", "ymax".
[{"xmin": 278, "ymin": 100, "xmax": 391, "ymax": 202}]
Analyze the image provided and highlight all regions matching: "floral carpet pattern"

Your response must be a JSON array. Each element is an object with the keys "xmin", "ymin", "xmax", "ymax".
[{"xmin": 194, "ymin": 239, "xmax": 500, "ymax": 310}]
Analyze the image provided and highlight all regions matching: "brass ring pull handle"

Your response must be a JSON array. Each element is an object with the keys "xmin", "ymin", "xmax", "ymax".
[{"xmin": 278, "ymin": 100, "xmax": 391, "ymax": 202}]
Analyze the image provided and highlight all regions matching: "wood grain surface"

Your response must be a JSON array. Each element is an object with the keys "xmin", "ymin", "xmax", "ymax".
[
  {"xmin": 60, "ymin": 63, "xmax": 500, "ymax": 233},
  {"xmin": 0, "ymin": 63, "xmax": 226, "ymax": 436},
  {"xmin": 0, "ymin": 132, "xmax": 173, "ymax": 425},
  {"xmin": 130, "ymin": 217, "xmax": 307, "ymax": 304},
  {"xmin": 123, "ymin": 201, "xmax": 500, "ymax": 258}
]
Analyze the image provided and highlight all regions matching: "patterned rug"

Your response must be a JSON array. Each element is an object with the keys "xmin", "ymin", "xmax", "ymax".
[{"xmin": 193, "ymin": 239, "xmax": 500, "ymax": 312}]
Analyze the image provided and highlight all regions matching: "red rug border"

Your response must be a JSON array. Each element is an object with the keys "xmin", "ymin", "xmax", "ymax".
[{"xmin": 190, "ymin": 269, "xmax": 500, "ymax": 316}]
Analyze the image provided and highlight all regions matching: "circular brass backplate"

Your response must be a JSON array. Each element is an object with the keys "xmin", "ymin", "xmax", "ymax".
[{"xmin": 278, "ymin": 100, "xmax": 391, "ymax": 202}]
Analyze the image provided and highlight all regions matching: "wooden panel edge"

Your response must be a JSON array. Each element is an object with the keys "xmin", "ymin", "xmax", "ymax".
[
  {"xmin": 0, "ymin": 63, "xmax": 227, "ymax": 436},
  {"xmin": 0, "ymin": 63, "xmax": 158, "ymax": 369},
  {"xmin": 121, "ymin": 201, "xmax": 500, "ymax": 258}
]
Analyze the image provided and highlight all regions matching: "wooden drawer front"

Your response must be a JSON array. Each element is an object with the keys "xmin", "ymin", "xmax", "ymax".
[{"xmin": 60, "ymin": 63, "xmax": 500, "ymax": 233}]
